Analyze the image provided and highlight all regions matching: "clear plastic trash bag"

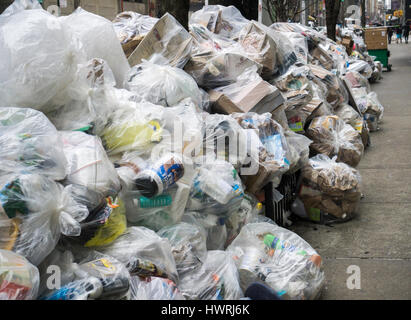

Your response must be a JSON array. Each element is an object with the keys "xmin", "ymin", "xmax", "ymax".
[
  {"xmin": 98, "ymin": 226, "xmax": 178, "ymax": 284},
  {"xmin": 0, "ymin": 249, "xmax": 39, "ymax": 300},
  {"xmin": 0, "ymin": 107, "xmax": 68, "ymax": 180},
  {"xmin": 0, "ymin": 173, "xmax": 89, "ymax": 265},
  {"xmin": 178, "ymin": 250, "xmax": 244, "ymax": 300},
  {"xmin": 298, "ymin": 154, "xmax": 362, "ymax": 222},
  {"xmin": 306, "ymin": 115, "xmax": 364, "ymax": 168},
  {"xmin": 157, "ymin": 222, "xmax": 207, "ymax": 276},
  {"xmin": 129, "ymin": 276, "xmax": 185, "ymax": 300},
  {"xmin": 38, "ymin": 249, "xmax": 131, "ymax": 300},
  {"xmin": 0, "ymin": 9, "xmax": 83, "ymax": 112},
  {"xmin": 227, "ymin": 222, "xmax": 325, "ymax": 300},
  {"xmin": 61, "ymin": 131, "xmax": 121, "ymax": 197},
  {"xmin": 189, "ymin": 5, "xmax": 249, "ymax": 40},
  {"xmin": 125, "ymin": 61, "xmax": 202, "ymax": 108},
  {"xmin": 60, "ymin": 7, "xmax": 130, "ymax": 87}
]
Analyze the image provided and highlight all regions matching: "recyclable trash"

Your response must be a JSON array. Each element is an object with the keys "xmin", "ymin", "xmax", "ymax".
[
  {"xmin": 157, "ymin": 222, "xmax": 207, "ymax": 276},
  {"xmin": 178, "ymin": 250, "xmax": 244, "ymax": 300},
  {"xmin": 39, "ymin": 250, "xmax": 131, "ymax": 300},
  {"xmin": 61, "ymin": 7, "xmax": 130, "ymax": 87},
  {"xmin": 0, "ymin": 107, "xmax": 68, "ymax": 180},
  {"xmin": 128, "ymin": 13, "xmax": 193, "ymax": 69},
  {"xmin": 0, "ymin": 8, "xmax": 82, "ymax": 111},
  {"xmin": 306, "ymin": 116, "xmax": 364, "ymax": 168},
  {"xmin": 113, "ymin": 11, "xmax": 159, "ymax": 58},
  {"xmin": 125, "ymin": 61, "xmax": 202, "ymax": 108},
  {"xmin": 0, "ymin": 173, "xmax": 88, "ymax": 265},
  {"xmin": 0, "ymin": 249, "xmax": 39, "ymax": 300},
  {"xmin": 98, "ymin": 227, "xmax": 178, "ymax": 284},
  {"xmin": 130, "ymin": 276, "xmax": 185, "ymax": 300},
  {"xmin": 297, "ymin": 155, "xmax": 362, "ymax": 223},
  {"xmin": 0, "ymin": 1, "xmax": 390, "ymax": 300},
  {"xmin": 226, "ymin": 222, "xmax": 325, "ymax": 300}
]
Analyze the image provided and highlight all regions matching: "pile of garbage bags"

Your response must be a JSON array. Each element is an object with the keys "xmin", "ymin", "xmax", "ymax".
[{"xmin": 0, "ymin": 1, "xmax": 388, "ymax": 300}]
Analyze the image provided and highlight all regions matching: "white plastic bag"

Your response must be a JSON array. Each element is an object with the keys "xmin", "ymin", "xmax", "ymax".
[
  {"xmin": 0, "ymin": 107, "xmax": 68, "ymax": 180},
  {"xmin": 0, "ymin": 9, "xmax": 83, "ymax": 111},
  {"xmin": 0, "ymin": 173, "xmax": 89, "ymax": 265},
  {"xmin": 125, "ymin": 61, "xmax": 202, "ymax": 107},
  {"xmin": 0, "ymin": 249, "xmax": 39, "ymax": 300},
  {"xmin": 60, "ymin": 8, "xmax": 130, "ymax": 87},
  {"xmin": 227, "ymin": 222, "xmax": 325, "ymax": 300},
  {"xmin": 61, "ymin": 131, "xmax": 121, "ymax": 197}
]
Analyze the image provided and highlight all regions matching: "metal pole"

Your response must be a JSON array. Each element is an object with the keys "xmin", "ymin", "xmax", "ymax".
[
  {"xmin": 258, "ymin": 0, "xmax": 263, "ymax": 23},
  {"xmin": 205, "ymin": 0, "xmax": 209, "ymax": 6}
]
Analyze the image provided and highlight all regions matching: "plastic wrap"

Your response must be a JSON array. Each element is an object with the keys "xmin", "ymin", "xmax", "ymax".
[
  {"xmin": 157, "ymin": 222, "xmax": 207, "ymax": 276},
  {"xmin": 61, "ymin": 8, "xmax": 130, "ymax": 87},
  {"xmin": 189, "ymin": 5, "xmax": 249, "ymax": 39},
  {"xmin": 61, "ymin": 131, "xmax": 121, "ymax": 197},
  {"xmin": 178, "ymin": 250, "xmax": 244, "ymax": 300},
  {"xmin": 112, "ymin": 11, "xmax": 158, "ymax": 58},
  {"xmin": 226, "ymin": 222, "xmax": 325, "ymax": 300},
  {"xmin": 0, "ymin": 173, "xmax": 89, "ymax": 265},
  {"xmin": 298, "ymin": 154, "xmax": 362, "ymax": 223},
  {"xmin": 99, "ymin": 227, "xmax": 178, "ymax": 284},
  {"xmin": 128, "ymin": 13, "xmax": 193, "ymax": 69},
  {"xmin": 0, "ymin": 107, "xmax": 68, "ymax": 180},
  {"xmin": 0, "ymin": 249, "xmax": 39, "ymax": 300},
  {"xmin": 306, "ymin": 116, "xmax": 364, "ymax": 168},
  {"xmin": 125, "ymin": 61, "xmax": 202, "ymax": 107},
  {"xmin": 130, "ymin": 276, "xmax": 185, "ymax": 300},
  {"xmin": 0, "ymin": 8, "xmax": 83, "ymax": 112},
  {"xmin": 100, "ymin": 101, "xmax": 164, "ymax": 156},
  {"xmin": 232, "ymin": 113, "xmax": 290, "ymax": 194}
]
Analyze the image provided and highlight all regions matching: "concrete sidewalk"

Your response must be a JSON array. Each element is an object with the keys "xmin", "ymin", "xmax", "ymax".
[{"xmin": 290, "ymin": 43, "xmax": 411, "ymax": 299}]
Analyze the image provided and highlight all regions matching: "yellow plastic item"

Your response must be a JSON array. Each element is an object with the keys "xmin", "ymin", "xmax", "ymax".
[
  {"xmin": 85, "ymin": 198, "xmax": 127, "ymax": 248},
  {"xmin": 102, "ymin": 120, "xmax": 162, "ymax": 154}
]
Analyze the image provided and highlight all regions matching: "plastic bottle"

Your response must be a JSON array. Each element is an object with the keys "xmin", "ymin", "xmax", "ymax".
[
  {"xmin": 41, "ymin": 277, "xmax": 103, "ymax": 300},
  {"xmin": 134, "ymin": 154, "xmax": 184, "ymax": 198}
]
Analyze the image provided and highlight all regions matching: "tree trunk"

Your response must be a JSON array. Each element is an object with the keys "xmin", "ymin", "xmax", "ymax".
[
  {"xmin": 0, "ymin": 0, "xmax": 14, "ymax": 14},
  {"xmin": 325, "ymin": 0, "xmax": 341, "ymax": 41},
  {"xmin": 158, "ymin": 0, "xmax": 190, "ymax": 30},
  {"xmin": 360, "ymin": 0, "xmax": 366, "ymax": 28}
]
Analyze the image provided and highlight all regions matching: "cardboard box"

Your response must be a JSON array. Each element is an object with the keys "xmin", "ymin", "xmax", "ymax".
[
  {"xmin": 364, "ymin": 27, "xmax": 388, "ymax": 50},
  {"xmin": 311, "ymin": 47, "xmax": 334, "ymax": 70},
  {"xmin": 341, "ymin": 36, "xmax": 354, "ymax": 55},
  {"xmin": 128, "ymin": 13, "xmax": 193, "ymax": 68},
  {"xmin": 209, "ymin": 80, "xmax": 285, "ymax": 115}
]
